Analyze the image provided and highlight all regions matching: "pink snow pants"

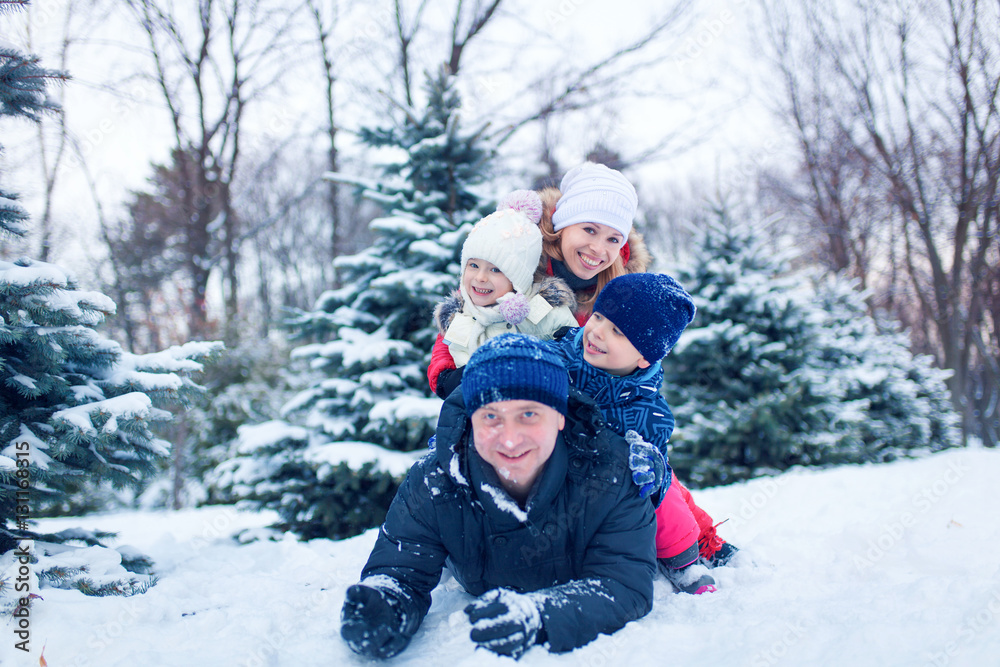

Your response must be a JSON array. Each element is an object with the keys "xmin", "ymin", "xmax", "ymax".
[{"xmin": 654, "ymin": 472, "xmax": 701, "ymax": 561}]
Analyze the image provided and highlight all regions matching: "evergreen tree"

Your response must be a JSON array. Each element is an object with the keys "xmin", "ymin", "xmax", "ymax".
[
  {"xmin": 141, "ymin": 338, "xmax": 298, "ymax": 511},
  {"xmin": 664, "ymin": 208, "xmax": 960, "ymax": 487},
  {"xmin": 211, "ymin": 67, "xmax": 494, "ymax": 539},
  {"xmin": 1, "ymin": 1, "xmax": 65, "ymax": 241},
  {"xmin": 811, "ymin": 277, "xmax": 960, "ymax": 460},
  {"xmin": 0, "ymin": 3, "xmax": 222, "ymax": 604}
]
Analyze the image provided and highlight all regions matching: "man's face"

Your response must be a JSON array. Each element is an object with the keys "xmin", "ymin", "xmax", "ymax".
[{"xmin": 471, "ymin": 399, "xmax": 565, "ymax": 502}]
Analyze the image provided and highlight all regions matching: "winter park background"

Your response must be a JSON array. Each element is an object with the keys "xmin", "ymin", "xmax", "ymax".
[{"xmin": 2, "ymin": 1, "xmax": 999, "ymax": 666}]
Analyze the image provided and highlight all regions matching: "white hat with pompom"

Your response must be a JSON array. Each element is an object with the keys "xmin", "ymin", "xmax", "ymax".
[{"xmin": 460, "ymin": 190, "xmax": 543, "ymax": 296}]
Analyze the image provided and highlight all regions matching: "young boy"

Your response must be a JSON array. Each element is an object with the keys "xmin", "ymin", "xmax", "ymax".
[{"xmin": 549, "ymin": 272, "xmax": 739, "ymax": 594}]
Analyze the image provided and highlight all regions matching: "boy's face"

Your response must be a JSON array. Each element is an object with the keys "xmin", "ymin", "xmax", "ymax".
[
  {"xmin": 582, "ymin": 312, "xmax": 651, "ymax": 376},
  {"xmin": 463, "ymin": 258, "xmax": 514, "ymax": 307}
]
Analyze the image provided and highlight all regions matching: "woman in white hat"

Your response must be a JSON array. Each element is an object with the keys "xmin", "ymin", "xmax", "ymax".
[{"xmin": 536, "ymin": 162, "xmax": 653, "ymax": 325}]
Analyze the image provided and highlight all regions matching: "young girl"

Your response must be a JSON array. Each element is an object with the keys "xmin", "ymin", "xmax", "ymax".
[
  {"xmin": 427, "ymin": 190, "xmax": 577, "ymax": 397},
  {"xmin": 536, "ymin": 162, "xmax": 653, "ymax": 324}
]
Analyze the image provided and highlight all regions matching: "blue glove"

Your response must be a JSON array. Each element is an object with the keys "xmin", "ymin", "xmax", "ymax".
[
  {"xmin": 626, "ymin": 430, "xmax": 666, "ymax": 499},
  {"xmin": 464, "ymin": 588, "xmax": 542, "ymax": 660},
  {"xmin": 340, "ymin": 583, "xmax": 411, "ymax": 659}
]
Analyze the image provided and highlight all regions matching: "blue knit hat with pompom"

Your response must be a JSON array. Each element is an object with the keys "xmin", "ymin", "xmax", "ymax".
[
  {"xmin": 593, "ymin": 273, "xmax": 696, "ymax": 364},
  {"xmin": 462, "ymin": 333, "xmax": 569, "ymax": 416}
]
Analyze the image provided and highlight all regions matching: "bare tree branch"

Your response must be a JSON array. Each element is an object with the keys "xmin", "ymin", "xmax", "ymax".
[
  {"xmin": 448, "ymin": 0, "xmax": 502, "ymax": 75},
  {"xmin": 759, "ymin": 0, "xmax": 1000, "ymax": 443},
  {"xmin": 489, "ymin": 0, "xmax": 693, "ymax": 148}
]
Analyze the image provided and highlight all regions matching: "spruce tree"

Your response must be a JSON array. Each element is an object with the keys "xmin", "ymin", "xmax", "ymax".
[
  {"xmin": 0, "ymin": 3, "xmax": 222, "ymax": 604},
  {"xmin": 1, "ymin": 0, "xmax": 65, "ymax": 240},
  {"xmin": 211, "ymin": 67, "xmax": 493, "ymax": 539},
  {"xmin": 811, "ymin": 276, "xmax": 960, "ymax": 460},
  {"xmin": 663, "ymin": 208, "xmax": 960, "ymax": 487}
]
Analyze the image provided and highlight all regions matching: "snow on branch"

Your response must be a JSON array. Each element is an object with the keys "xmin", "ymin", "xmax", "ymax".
[
  {"xmin": 369, "ymin": 215, "xmax": 440, "ymax": 239},
  {"xmin": 0, "ymin": 259, "xmax": 116, "ymax": 324},
  {"xmin": 234, "ymin": 420, "xmax": 309, "ymax": 455},
  {"xmin": 294, "ymin": 327, "xmax": 413, "ymax": 370},
  {"xmin": 52, "ymin": 393, "xmax": 155, "ymax": 438},
  {"xmin": 117, "ymin": 341, "xmax": 225, "ymax": 374},
  {"xmin": 303, "ymin": 440, "xmax": 423, "ymax": 478},
  {"xmin": 106, "ymin": 341, "xmax": 224, "ymax": 396}
]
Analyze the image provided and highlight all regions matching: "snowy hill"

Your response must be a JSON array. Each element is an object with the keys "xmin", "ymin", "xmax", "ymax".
[{"xmin": 4, "ymin": 447, "xmax": 998, "ymax": 667}]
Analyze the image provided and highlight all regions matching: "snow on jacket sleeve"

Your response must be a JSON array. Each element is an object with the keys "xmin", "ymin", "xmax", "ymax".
[
  {"xmin": 427, "ymin": 333, "xmax": 458, "ymax": 395},
  {"xmin": 531, "ymin": 454, "xmax": 656, "ymax": 652},
  {"xmin": 642, "ymin": 394, "xmax": 676, "ymax": 459},
  {"xmin": 358, "ymin": 457, "xmax": 449, "ymax": 639}
]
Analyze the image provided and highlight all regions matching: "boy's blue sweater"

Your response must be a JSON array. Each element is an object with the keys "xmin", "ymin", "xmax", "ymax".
[{"xmin": 549, "ymin": 328, "xmax": 676, "ymax": 501}]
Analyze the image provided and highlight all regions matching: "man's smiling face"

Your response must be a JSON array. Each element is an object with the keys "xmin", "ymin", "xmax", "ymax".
[{"xmin": 470, "ymin": 399, "xmax": 565, "ymax": 503}]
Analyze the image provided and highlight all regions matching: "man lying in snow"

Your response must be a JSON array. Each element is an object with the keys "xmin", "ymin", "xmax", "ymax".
[{"xmin": 340, "ymin": 333, "xmax": 656, "ymax": 659}]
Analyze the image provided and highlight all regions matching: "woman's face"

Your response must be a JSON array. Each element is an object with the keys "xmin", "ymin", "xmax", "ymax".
[{"xmin": 558, "ymin": 222, "xmax": 625, "ymax": 280}]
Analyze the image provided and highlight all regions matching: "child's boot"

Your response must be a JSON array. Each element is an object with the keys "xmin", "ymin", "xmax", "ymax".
[
  {"xmin": 674, "ymin": 478, "xmax": 741, "ymax": 565},
  {"xmin": 701, "ymin": 538, "xmax": 740, "ymax": 568},
  {"xmin": 657, "ymin": 543, "xmax": 717, "ymax": 595}
]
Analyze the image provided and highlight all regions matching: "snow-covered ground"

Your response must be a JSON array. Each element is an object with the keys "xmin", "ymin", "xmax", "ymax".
[{"xmin": 3, "ymin": 447, "xmax": 998, "ymax": 667}]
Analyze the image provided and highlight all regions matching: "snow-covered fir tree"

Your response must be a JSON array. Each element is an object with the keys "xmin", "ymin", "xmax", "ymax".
[
  {"xmin": 210, "ymin": 67, "xmax": 493, "ymax": 539},
  {"xmin": 810, "ymin": 276, "xmax": 960, "ymax": 460},
  {"xmin": 664, "ymin": 207, "xmax": 960, "ymax": 487},
  {"xmin": 137, "ymin": 338, "xmax": 299, "ymax": 511},
  {"xmin": 0, "ymin": 3, "xmax": 222, "ymax": 604}
]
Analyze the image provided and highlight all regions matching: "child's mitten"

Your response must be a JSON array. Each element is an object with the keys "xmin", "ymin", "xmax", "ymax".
[{"xmin": 625, "ymin": 430, "xmax": 667, "ymax": 500}]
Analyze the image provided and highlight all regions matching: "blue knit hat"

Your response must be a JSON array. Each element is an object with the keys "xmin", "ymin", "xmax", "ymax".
[
  {"xmin": 593, "ymin": 273, "xmax": 696, "ymax": 364},
  {"xmin": 462, "ymin": 334, "xmax": 569, "ymax": 416}
]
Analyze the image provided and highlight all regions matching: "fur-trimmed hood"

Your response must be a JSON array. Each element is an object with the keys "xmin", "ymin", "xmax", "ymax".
[
  {"xmin": 433, "ymin": 275, "xmax": 576, "ymax": 335},
  {"xmin": 538, "ymin": 186, "xmax": 652, "ymax": 274}
]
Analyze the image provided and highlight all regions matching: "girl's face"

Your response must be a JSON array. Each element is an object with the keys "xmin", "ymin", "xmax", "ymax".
[
  {"xmin": 558, "ymin": 222, "xmax": 625, "ymax": 280},
  {"xmin": 463, "ymin": 258, "xmax": 514, "ymax": 307}
]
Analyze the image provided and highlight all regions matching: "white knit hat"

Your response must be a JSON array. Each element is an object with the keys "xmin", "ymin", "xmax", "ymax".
[
  {"xmin": 460, "ymin": 190, "xmax": 544, "ymax": 296},
  {"xmin": 551, "ymin": 162, "xmax": 638, "ymax": 237}
]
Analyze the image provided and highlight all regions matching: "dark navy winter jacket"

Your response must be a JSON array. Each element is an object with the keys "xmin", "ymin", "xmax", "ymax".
[
  {"xmin": 357, "ymin": 388, "xmax": 656, "ymax": 653},
  {"xmin": 549, "ymin": 327, "xmax": 676, "ymax": 504}
]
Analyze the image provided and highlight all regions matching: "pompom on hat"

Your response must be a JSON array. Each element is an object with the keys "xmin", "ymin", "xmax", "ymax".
[
  {"xmin": 462, "ymin": 333, "xmax": 569, "ymax": 416},
  {"xmin": 460, "ymin": 190, "xmax": 544, "ymax": 297},
  {"xmin": 593, "ymin": 273, "xmax": 696, "ymax": 364},
  {"xmin": 551, "ymin": 162, "xmax": 638, "ymax": 239}
]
